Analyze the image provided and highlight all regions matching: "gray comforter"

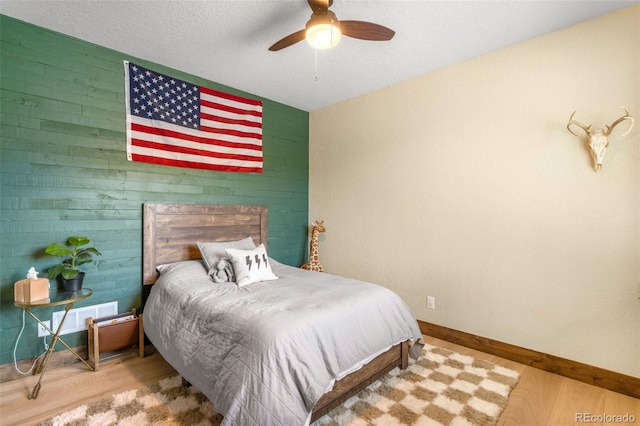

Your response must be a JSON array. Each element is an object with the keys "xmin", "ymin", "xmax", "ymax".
[{"xmin": 144, "ymin": 258, "xmax": 422, "ymax": 426}]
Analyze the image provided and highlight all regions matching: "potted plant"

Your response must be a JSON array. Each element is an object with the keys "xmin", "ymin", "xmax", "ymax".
[{"xmin": 45, "ymin": 236, "xmax": 102, "ymax": 292}]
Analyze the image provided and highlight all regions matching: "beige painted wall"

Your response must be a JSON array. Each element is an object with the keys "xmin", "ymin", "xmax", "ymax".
[{"xmin": 309, "ymin": 5, "xmax": 639, "ymax": 377}]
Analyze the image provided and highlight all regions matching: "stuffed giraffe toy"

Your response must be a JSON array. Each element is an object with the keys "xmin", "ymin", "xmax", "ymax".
[{"xmin": 301, "ymin": 220, "xmax": 325, "ymax": 272}]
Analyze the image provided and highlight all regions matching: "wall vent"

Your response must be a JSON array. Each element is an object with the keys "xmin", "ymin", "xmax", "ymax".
[{"xmin": 51, "ymin": 301, "xmax": 118, "ymax": 336}]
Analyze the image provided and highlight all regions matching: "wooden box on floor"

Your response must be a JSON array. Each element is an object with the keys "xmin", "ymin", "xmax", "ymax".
[{"xmin": 87, "ymin": 309, "xmax": 144, "ymax": 370}]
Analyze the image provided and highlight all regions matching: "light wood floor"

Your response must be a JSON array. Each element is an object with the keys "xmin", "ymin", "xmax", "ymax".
[{"xmin": 1, "ymin": 335, "xmax": 638, "ymax": 425}]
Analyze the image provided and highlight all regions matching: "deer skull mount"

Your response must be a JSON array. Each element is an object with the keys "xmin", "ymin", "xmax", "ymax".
[{"xmin": 566, "ymin": 107, "xmax": 634, "ymax": 172}]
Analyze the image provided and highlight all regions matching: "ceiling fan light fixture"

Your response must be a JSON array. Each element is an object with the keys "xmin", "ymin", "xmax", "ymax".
[
  {"xmin": 305, "ymin": 11, "xmax": 341, "ymax": 50},
  {"xmin": 306, "ymin": 23, "xmax": 341, "ymax": 49}
]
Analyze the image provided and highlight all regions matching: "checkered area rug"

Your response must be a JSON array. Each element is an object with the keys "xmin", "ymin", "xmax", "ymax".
[
  {"xmin": 42, "ymin": 342, "xmax": 519, "ymax": 426},
  {"xmin": 316, "ymin": 342, "xmax": 520, "ymax": 425}
]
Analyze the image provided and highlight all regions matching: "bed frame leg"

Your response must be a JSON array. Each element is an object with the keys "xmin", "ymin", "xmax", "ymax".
[{"xmin": 401, "ymin": 340, "xmax": 409, "ymax": 369}]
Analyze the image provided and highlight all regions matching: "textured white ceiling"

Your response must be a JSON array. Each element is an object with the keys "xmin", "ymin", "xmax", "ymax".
[{"xmin": 1, "ymin": 0, "xmax": 637, "ymax": 111}]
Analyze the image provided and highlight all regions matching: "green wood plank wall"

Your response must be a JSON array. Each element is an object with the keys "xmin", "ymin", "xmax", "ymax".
[{"xmin": 0, "ymin": 15, "xmax": 309, "ymax": 365}]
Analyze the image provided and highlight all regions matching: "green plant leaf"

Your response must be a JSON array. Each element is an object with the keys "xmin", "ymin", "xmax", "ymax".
[
  {"xmin": 61, "ymin": 268, "xmax": 80, "ymax": 280},
  {"xmin": 76, "ymin": 259, "xmax": 92, "ymax": 267},
  {"xmin": 45, "ymin": 242, "xmax": 73, "ymax": 256},
  {"xmin": 47, "ymin": 264, "xmax": 65, "ymax": 280},
  {"xmin": 83, "ymin": 247, "xmax": 102, "ymax": 256},
  {"xmin": 68, "ymin": 236, "xmax": 91, "ymax": 247}
]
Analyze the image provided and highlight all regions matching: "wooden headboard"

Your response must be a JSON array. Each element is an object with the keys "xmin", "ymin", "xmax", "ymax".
[{"xmin": 142, "ymin": 203, "xmax": 268, "ymax": 285}]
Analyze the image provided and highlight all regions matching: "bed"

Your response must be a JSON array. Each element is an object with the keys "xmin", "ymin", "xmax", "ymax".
[{"xmin": 142, "ymin": 203, "xmax": 423, "ymax": 425}]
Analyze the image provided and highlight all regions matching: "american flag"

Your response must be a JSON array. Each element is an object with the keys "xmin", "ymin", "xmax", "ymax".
[{"xmin": 124, "ymin": 61, "xmax": 263, "ymax": 173}]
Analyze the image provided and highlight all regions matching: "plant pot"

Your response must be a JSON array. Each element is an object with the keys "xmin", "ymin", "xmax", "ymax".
[{"xmin": 62, "ymin": 271, "xmax": 85, "ymax": 292}]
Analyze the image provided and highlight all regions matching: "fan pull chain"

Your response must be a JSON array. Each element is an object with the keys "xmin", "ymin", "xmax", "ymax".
[{"xmin": 314, "ymin": 49, "xmax": 318, "ymax": 82}]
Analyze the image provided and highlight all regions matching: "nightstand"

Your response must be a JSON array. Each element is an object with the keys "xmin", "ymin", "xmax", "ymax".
[{"xmin": 14, "ymin": 288, "xmax": 95, "ymax": 399}]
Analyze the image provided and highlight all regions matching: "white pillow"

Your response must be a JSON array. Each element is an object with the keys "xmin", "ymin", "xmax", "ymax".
[
  {"xmin": 197, "ymin": 237, "xmax": 256, "ymax": 272},
  {"xmin": 156, "ymin": 260, "xmax": 206, "ymax": 275},
  {"xmin": 225, "ymin": 244, "xmax": 278, "ymax": 287}
]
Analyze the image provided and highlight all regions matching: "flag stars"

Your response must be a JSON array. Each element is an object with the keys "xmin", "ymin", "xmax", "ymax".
[{"xmin": 128, "ymin": 63, "xmax": 200, "ymax": 130}]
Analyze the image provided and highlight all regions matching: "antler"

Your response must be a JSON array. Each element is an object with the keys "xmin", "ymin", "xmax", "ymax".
[
  {"xmin": 567, "ymin": 111, "xmax": 592, "ymax": 137},
  {"xmin": 604, "ymin": 107, "xmax": 634, "ymax": 136}
]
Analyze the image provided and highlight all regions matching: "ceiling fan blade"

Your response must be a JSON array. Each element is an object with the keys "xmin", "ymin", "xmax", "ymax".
[
  {"xmin": 340, "ymin": 20, "xmax": 395, "ymax": 41},
  {"xmin": 307, "ymin": 0, "xmax": 331, "ymax": 15},
  {"xmin": 268, "ymin": 29, "xmax": 307, "ymax": 51}
]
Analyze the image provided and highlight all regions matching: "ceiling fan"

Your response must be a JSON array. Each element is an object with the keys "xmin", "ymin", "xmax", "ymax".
[{"xmin": 268, "ymin": 0, "xmax": 395, "ymax": 51}]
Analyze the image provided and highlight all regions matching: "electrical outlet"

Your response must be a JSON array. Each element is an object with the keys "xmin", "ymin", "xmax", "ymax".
[
  {"xmin": 38, "ymin": 320, "xmax": 51, "ymax": 337},
  {"xmin": 426, "ymin": 296, "xmax": 435, "ymax": 310}
]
